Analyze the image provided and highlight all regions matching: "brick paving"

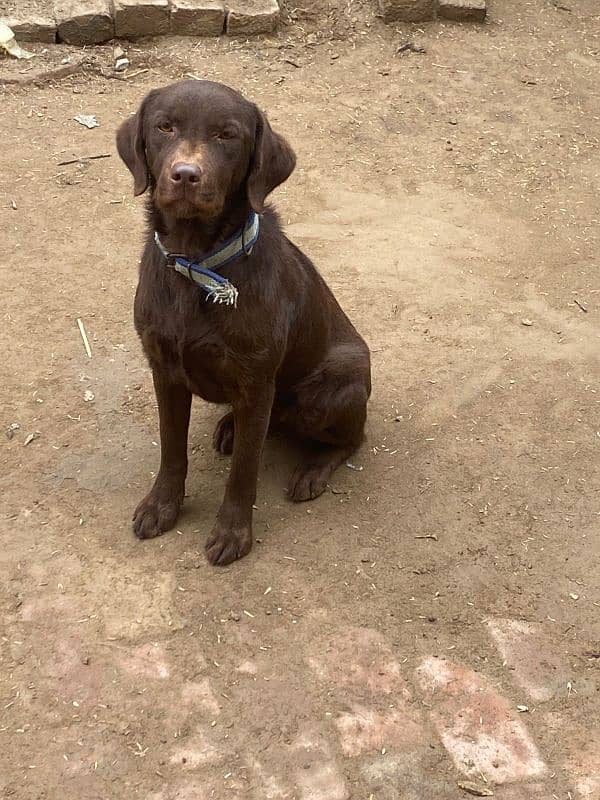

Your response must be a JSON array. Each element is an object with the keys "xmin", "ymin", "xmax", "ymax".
[{"xmin": 123, "ymin": 618, "xmax": 595, "ymax": 798}]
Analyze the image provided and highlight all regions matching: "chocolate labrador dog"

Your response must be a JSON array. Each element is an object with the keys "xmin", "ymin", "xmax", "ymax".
[{"xmin": 116, "ymin": 79, "xmax": 371, "ymax": 565}]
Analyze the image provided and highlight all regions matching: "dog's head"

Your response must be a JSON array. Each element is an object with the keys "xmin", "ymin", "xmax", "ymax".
[{"xmin": 116, "ymin": 79, "xmax": 296, "ymax": 219}]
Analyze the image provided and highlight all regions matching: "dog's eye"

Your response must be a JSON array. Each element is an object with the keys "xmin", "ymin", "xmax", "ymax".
[
  {"xmin": 157, "ymin": 122, "xmax": 174, "ymax": 134},
  {"xmin": 215, "ymin": 129, "xmax": 237, "ymax": 141}
]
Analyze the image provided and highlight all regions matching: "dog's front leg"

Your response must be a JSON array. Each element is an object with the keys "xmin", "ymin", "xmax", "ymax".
[
  {"xmin": 133, "ymin": 370, "xmax": 191, "ymax": 539},
  {"xmin": 206, "ymin": 381, "xmax": 275, "ymax": 566}
]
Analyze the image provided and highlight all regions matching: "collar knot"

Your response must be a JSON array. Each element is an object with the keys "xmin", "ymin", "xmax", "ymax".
[{"xmin": 154, "ymin": 211, "xmax": 260, "ymax": 307}]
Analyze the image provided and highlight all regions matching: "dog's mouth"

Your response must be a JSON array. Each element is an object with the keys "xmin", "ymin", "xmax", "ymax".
[{"xmin": 154, "ymin": 184, "xmax": 224, "ymax": 219}]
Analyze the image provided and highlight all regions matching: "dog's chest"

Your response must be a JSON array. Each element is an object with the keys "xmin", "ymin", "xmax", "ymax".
[{"xmin": 139, "ymin": 318, "xmax": 233, "ymax": 404}]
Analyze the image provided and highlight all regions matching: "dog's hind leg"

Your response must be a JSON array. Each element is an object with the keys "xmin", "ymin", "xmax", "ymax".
[
  {"xmin": 288, "ymin": 440, "xmax": 359, "ymax": 502},
  {"xmin": 285, "ymin": 344, "xmax": 370, "ymax": 502},
  {"xmin": 213, "ymin": 411, "xmax": 235, "ymax": 455}
]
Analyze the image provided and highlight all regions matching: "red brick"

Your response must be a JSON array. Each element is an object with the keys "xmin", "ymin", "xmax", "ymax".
[
  {"xmin": 181, "ymin": 678, "xmax": 221, "ymax": 716},
  {"xmin": 335, "ymin": 703, "xmax": 424, "ymax": 757},
  {"xmin": 249, "ymin": 759, "xmax": 290, "ymax": 799},
  {"xmin": 118, "ymin": 641, "xmax": 170, "ymax": 680},
  {"xmin": 487, "ymin": 618, "xmax": 571, "ymax": 702},
  {"xmin": 544, "ymin": 713, "xmax": 600, "ymax": 798},
  {"xmin": 292, "ymin": 727, "xmax": 349, "ymax": 800},
  {"xmin": 296, "ymin": 763, "xmax": 348, "ymax": 800},
  {"xmin": 361, "ymin": 752, "xmax": 456, "ymax": 799},
  {"xmin": 416, "ymin": 657, "xmax": 547, "ymax": 783},
  {"xmin": 307, "ymin": 626, "xmax": 411, "ymax": 698}
]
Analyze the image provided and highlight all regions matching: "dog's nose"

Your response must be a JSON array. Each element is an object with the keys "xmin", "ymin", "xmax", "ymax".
[{"xmin": 170, "ymin": 162, "xmax": 202, "ymax": 184}]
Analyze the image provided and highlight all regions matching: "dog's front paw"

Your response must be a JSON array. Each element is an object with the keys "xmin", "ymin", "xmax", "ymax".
[
  {"xmin": 205, "ymin": 520, "xmax": 252, "ymax": 566},
  {"xmin": 133, "ymin": 487, "xmax": 183, "ymax": 540}
]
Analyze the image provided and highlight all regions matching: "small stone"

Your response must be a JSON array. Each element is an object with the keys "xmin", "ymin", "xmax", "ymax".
[
  {"xmin": 438, "ymin": 0, "xmax": 486, "ymax": 23},
  {"xmin": 521, "ymin": 318, "xmax": 533, "ymax": 326},
  {"xmin": 171, "ymin": 0, "xmax": 225, "ymax": 35},
  {"xmin": 378, "ymin": 0, "xmax": 435, "ymax": 23},
  {"xmin": 226, "ymin": 0, "xmax": 279, "ymax": 35},
  {"xmin": 5, "ymin": 422, "xmax": 20, "ymax": 440},
  {"xmin": 1, "ymin": 15, "xmax": 57, "ymax": 43},
  {"xmin": 54, "ymin": 0, "xmax": 114, "ymax": 44},
  {"xmin": 113, "ymin": 0, "xmax": 170, "ymax": 38},
  {"xmin": 74, "ymin": 114, "xmax": 100, "ymax": 129},
  {"xmin": 569, "ymin": 592, "xmax": 579, "ymax": 601},
  {"xmin": 83, "ymin": 390, "xmax": 95, "ymax": 402}
]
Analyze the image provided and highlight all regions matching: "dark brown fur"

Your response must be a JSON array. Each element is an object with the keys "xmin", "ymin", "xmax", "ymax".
[{"xmin": 116, "ymin": 80, "xmax": 371, "ymax": 565}]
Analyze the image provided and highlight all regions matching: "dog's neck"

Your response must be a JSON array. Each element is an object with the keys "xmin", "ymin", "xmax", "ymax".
[{"xmin": 150, "ymin": 193, "xmax": 253, "ymax": 258}]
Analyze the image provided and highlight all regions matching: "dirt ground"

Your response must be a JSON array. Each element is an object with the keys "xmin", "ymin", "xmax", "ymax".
[{"xmin": 1, "ymin": 1, "xmax": 600, "ymax": 798}]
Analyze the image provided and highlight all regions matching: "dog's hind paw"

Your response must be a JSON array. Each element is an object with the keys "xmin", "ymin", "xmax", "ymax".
[
  {"xmin": 212, "ymin": 412, "xmax": 234, "ymax": 456},
  {"xmin": 288, "ymin": 463, "xmax": 330, "ymax": 503}
]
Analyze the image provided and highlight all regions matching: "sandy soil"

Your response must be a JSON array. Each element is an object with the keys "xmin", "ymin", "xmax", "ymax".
[{"xmin": 1, "ymin": 1, "xmax": 599, "ymax": 798}]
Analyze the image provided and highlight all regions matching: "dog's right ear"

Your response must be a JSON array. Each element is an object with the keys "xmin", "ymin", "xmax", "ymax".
[{"xmin": 116, "ymin": 110, "xmax": 149, "ymax": 196}]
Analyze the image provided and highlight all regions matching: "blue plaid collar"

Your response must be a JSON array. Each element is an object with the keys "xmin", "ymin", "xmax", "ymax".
[{"xmin": 153, "ymin": 211, "xmax": 260, "ymax": 307}]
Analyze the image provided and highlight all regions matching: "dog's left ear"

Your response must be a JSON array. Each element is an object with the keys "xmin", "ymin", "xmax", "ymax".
[
  {"xmin": 247, "ymin": 109, "xmax": 296, "ymax": 213},
  {"xmin": 116, "ymin": 109, "xmax": 149, "ymax": 196}
]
